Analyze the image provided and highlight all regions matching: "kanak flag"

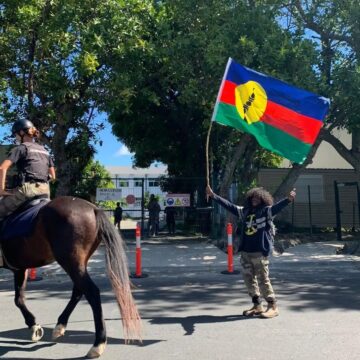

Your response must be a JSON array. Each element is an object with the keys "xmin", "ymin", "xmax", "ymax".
[{"xmin": 212, "ymin": 58, "xmax": 330, "ymax": 163}]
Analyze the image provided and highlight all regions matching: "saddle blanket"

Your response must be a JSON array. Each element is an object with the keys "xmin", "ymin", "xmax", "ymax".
[{"xmin": 1, "ymin": 199, "xmax": 49, "ymax": 241}]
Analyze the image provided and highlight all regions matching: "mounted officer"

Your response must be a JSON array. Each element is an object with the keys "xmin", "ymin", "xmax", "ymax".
[{"xmin": 0, "ymin": 119, "xmax": 56, "ymax": 219}]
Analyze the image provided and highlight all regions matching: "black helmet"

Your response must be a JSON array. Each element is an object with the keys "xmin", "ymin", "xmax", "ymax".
[{"xmin": 12, "ymin": 119, "xmax": 34, "ymax": 135}]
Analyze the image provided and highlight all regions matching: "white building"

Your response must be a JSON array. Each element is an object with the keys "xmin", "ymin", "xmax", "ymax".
[{"xmin": 105, "ymin": 165, "xmax": 168, "ymax": 217}]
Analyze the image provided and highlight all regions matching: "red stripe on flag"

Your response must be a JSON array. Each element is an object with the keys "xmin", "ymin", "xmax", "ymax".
[
  {"xmin": 262, "ymin": 101, "xmax": 322, "ymax": 144},
  {"xmin": 219, "ymin": 80, "xmax": 236, "ymax": 105}
]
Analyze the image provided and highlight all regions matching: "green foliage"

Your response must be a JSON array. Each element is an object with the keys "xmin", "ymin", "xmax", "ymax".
[
  {"xmin": 73, "ymin": 159, "xmax": 114, "ymax": 204},
  {"xmin": 107, "ymin": 0, "xmax": 319, "ymax": 195},
  {"xmin": 0, "ymin": 0, "xmax": 155, "ymax": 194},
  {"xmin": 281, "ymin": 0, "xmax": 360, "ymax": 131}
]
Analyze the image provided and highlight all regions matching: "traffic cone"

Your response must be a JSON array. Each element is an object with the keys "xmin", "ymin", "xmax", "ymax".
[{"xmin": 28, "ymin": 268, "xmax": 42, "ymax": 281}]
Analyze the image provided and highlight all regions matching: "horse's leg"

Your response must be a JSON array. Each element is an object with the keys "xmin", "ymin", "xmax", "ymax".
[
  {"xmin": 70, "ymin": 269, "xmax": 106, "ymax": 358},
  {"xmin": 13, "ymin": 270, "xmax": 44, "ymax": 341},
  {"xmin": 52, "ymin": 286, "xmax": 82, "ymax": 340}
]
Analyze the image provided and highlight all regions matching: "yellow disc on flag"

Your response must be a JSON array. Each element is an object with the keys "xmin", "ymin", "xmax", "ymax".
[{"xmin": 235, "ymin": 81, "xmax": 267, "ymax": 124}]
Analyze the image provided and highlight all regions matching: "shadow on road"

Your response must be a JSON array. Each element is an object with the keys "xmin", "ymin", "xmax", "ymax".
[
  {"xmin": 0, "ymin": 326, "xmax": 162, "ymax": 348},
  {"xmin": 0, "ymin": 339, "xmax": 56, "ymax": 358},
  {"xmin": 149, "ymin": 314, "xmax": 249, "ymax": 335}
]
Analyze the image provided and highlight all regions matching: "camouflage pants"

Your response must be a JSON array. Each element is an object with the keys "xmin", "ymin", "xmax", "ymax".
[
  {"xmin": 240, "ymin": 251, "xmax": 276, "ymax": 302},
  {"xmin": 0, "ymin": 182, "xmax": 50, "ymax": 219}
]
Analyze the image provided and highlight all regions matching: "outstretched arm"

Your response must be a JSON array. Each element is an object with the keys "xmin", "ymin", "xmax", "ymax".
[
  {"xmin": 270, "ymin": 188, "xmax": 296, "ymax": 216},
  {"xmin": 206, "ymin": 185, "xmax": 243, "ymax": 218}
]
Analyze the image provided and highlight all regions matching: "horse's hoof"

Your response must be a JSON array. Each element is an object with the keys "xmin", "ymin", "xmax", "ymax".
[
  {"xmin": 86, "ymin": 342, "xmax": 106, "ymax": 358},
  {"xmin": 31, "ymin": 324, "xmax": 44, "ymax": 342},
  {"xmin": 52, "ymin": 324, "xmax": 66, "ymax": 341}
]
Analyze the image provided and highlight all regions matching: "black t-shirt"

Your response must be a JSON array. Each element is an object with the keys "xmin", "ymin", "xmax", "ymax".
[
  {"xmin": 114, "ymin": 206, "xmax": 123, "ymax": 220},
  {"xmin": 7, "ymin": 142, "xmax": 54, "ymax": 183}
]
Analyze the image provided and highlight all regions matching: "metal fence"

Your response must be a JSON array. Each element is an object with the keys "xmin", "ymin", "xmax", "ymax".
[
  {"xmin": 212, "ymin": 180, "xmax": 360, "ymax": 242},
  {"xmin": 82, "ymin": 174, "xmax": 360, "ymax": 241},
  {"xmin": 94, "ymin": 176, "xmax": 212, "ymax": 237}
]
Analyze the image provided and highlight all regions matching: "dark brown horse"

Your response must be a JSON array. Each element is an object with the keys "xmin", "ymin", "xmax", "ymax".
[{"xmin": 1, "ymin": 196, "xmax": 141, "ymax": 358}]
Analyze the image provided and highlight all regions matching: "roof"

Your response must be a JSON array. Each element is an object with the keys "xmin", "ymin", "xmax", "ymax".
[{"xmin": 105, "ymin": 165, "xmax": 168, "ymax": 177}]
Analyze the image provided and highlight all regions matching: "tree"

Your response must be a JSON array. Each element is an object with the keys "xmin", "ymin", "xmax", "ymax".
[
  {"xmin": 107, "ymin": 0, "xmax": 320, "ymax": 200},
  {"xmin": 274, "ymin": 0, "xmax": 360, "ymax": 197},
  {"xmin": 0, "ymin": 0, "xmax": 155, "ymax": 195},
  {"xmin": 73, "ymin": 159, "xmax": 114, "ymax": 205}
]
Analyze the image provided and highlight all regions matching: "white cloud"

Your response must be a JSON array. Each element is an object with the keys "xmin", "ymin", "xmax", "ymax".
[{"xmin": 115, "ymin": 145, "xmax": 133, "ymax": 157}]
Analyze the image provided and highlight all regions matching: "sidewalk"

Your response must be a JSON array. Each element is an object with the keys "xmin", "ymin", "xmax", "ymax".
[
  {"xmin": 2, "ymin": 234, "xmax": 359, "ymax": 282},
  {"xmin": 0, "ymin": 234, "xmax": 227, "ymax": 282}
]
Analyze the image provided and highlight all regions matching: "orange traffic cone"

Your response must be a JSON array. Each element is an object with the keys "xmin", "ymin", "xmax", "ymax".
[{"xmin": 28, "ymin": 268, "xmax": 42, "ymax": 281}]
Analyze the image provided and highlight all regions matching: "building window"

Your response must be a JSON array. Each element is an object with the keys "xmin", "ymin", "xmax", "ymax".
[
  {"xmin": 118, "ymin": 180, "xmax": 129, "ymax": 188},
  {"xmin": 134, "ymin": 180, "xmax": 143, "ymax": 187},
  {"xmin": 149, "ymin": 180, "xmax": 159, "ymax": 187},
  {"xmin": 294, "ymin": 175, "xmax": 324, "ymax": 203}
]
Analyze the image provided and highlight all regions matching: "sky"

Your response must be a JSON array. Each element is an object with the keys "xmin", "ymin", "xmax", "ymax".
[{"xmin": 93, "ymin": 119, "xmax": 134, "ymax": 166}]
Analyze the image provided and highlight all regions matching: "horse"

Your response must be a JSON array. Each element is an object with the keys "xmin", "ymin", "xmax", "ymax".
[{"xmin": 0, "ymin": 196, "xmax": 142, "ymax": 358}]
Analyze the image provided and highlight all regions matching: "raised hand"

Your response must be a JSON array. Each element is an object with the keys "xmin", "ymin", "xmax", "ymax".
[{"xmin": 288, "ymin": 188, "xmax": 296, "ymax": 202}]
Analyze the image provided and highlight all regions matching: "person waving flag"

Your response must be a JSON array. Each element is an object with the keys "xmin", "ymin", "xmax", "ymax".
[{"xmin": 211, "ymin": 58, "xmax": 330, "ymax": 164}]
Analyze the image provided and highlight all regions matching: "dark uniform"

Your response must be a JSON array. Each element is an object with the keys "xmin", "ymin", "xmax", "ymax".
[
  {"xmin": 165, "ymin": 206, "xmax": 176, "ymax": 234},
  {"xmin": 147, "ymin": 198, "xmax": 161, "ymax": 236},
  {"xmin": 0, "ymin": 141, "xmax": 54, "ymax": 219},
  {"xmin": 113, "ymin": 204, "xmax": 123, "ymax": 229}
]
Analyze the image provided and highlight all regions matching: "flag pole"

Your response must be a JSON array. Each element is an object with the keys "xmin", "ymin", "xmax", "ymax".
[
  {"xmin": 206, "ymin": 58, "xmax": 232, "ymax": 189},
  {"xmin": 205, "ymin": 120, "xmax": 212, "ymax": 187}
]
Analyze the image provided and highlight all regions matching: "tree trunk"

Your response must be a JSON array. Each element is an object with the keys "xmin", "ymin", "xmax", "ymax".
[
  {"xmin": 322, "ymin": 128, "xmax": 360, "ymax": 171},
  {"xmin": 219, "ymin": 134, "xmax": 252, "ymax": 197},
  {"xmin": 51, "ymin": 120, "xmax": 71, "ymax": 196},
  {"xmin": 55, "ymin": 158, "xmax": 74, "ymax": 196}
]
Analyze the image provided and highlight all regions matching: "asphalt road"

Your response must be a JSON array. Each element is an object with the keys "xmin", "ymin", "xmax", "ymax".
[{"xmin": 1, "ymin": 239, "xmax": 360, "ymax": 360}]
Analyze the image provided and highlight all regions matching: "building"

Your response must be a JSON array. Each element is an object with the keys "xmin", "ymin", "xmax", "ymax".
[
  {"xmin": 259, "ymin": 129, "xmax": 358, "ymax": 229},
  {"xmin": 281, "ymin": 128, "xmax": 352, "ymax": 169},
  {"xmin": 105, "ymin": 165, "xmax": 168, "ymax": 217}
]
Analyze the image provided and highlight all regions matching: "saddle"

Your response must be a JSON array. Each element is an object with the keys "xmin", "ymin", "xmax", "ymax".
[{"xmin": 0, "ymin": 195, "xmax": 50, "ymax": 241}]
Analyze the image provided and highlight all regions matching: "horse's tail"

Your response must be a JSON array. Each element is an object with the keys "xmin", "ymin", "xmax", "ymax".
[{"xmin": 95, "ymin": 209, "xmax": 142, "ymax": 342}]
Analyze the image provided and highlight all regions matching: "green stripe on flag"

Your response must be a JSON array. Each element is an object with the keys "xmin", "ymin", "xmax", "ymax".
[{"xmin": 214, "ymin": 102, "xmax": 311, "ymax": 163}]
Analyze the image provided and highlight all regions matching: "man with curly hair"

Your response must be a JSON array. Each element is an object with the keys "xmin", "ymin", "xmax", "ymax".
[{"xmin": 206, "ymin": 185, "xmax": 296, "ymax": 319}]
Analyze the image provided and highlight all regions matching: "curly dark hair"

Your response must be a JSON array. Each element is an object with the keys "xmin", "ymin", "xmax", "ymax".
[{"xmin": 244, "ymin": 187, "xmax": 273, "ymax": 208}]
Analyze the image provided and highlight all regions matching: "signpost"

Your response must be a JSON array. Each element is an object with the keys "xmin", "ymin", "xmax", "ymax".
[
  {"xmin": 165, "ymin": 193, "xmax": 190, "ymax": 207},
  {"xmin": 96, "ymin": 188, "xmax": 122, "ymax": 201}
]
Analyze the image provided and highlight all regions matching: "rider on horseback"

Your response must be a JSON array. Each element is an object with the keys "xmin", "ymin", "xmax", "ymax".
[{"xmin": 0, "ymin": 119, "xmax": 56, "ymax": 265}]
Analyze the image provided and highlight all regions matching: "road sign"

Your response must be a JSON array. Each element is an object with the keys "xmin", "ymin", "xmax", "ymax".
[
  {"xmin": 126, "ymin": 194, "xmax": 136, "ymax": 204},
  {"xmin": 96, "ymin": 188, "xmax": 122, "ymax": 201},
  {"xmin": 165, "ymin": 193, "xmax": 190, "ymax": 207}
]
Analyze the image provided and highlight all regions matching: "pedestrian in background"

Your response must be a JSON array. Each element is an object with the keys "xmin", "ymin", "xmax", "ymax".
[
  {"xmin": 147, "ymin": 194, "xmax": 161, "ymax": 236},
  {"xmin": 113, "ymin": 202, "xmax": 123, "ymax": 230},
  {"xmin": 206, "ymin": 184, "xmax": 296, "ymax": 319},
  {"xmin": 165, "ymin": 206, "xmax": 176, "ymax": 235}
]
